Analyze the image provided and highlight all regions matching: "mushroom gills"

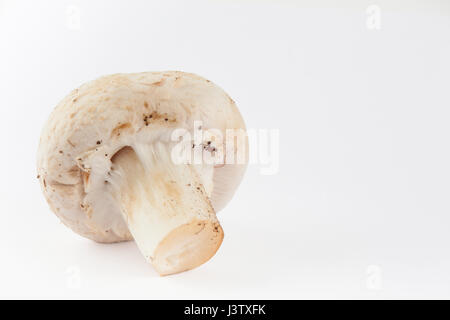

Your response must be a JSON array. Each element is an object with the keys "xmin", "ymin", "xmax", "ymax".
[{"xmin": 108, "ymin": 142, "xmax": 223, "ymax": 275}]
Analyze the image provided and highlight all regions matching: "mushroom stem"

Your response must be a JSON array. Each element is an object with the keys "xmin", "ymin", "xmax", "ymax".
[{"xmin": 108, "ymin": 142, "xmax": 223, "ymax": 276}]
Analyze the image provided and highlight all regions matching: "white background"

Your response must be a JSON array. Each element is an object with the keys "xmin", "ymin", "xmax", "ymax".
[{"xmin": 1, "ymin": 0, "xmax": 450, "ymax": 299}]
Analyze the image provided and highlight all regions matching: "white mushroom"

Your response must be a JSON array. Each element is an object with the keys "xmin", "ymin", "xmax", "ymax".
[{"xmin": 37, "ymin": 71, "xmax": 248, "ymax": 275}]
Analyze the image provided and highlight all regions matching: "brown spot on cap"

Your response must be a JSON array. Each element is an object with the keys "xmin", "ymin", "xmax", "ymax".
[
  {"xmin": 111, "ymin": 123, "xmax": 132, "ymax": 137},
  {"xmin": 151, "ymin": 79, "xmax": 165, "ymax": 86},
  {"xmin": 67, "ymin": 139, "xmax": 76, "ymax": 148}
]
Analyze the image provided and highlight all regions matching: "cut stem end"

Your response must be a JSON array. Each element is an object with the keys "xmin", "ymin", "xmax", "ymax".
[{"xmin": 154, "ymin": 220, "xmax": 224, "ymax": 276}]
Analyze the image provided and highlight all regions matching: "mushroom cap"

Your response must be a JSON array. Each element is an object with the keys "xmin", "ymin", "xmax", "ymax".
[{"xmin": 37, "ymin": 71, "xmax": 248, "ymax": 243}]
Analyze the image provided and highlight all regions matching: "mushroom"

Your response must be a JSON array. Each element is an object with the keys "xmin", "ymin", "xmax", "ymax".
[{"xmin": 36, "ymin": 71, "xmax": 248, "ymax": 275}]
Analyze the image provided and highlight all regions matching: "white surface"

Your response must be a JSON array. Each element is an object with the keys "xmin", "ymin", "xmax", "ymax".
[{"xmin": 1, "ymin": 0, "xmax": 450, "ymax": 299}]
